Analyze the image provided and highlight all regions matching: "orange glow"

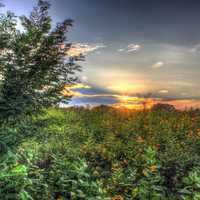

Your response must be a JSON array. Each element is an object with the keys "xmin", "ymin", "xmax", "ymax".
[
  {"xmin": 113, "ymin": 98, "xmax": 200, "ymax": 111},
  {"xmin": 62, "ymin": 89, "xmax": 82, "ymax": 97},
  {"xmin": 62, "ymin": 83, "xmax": 91, "ymax": 97},
  {"xmin": 118, "ymin": 95, "xmax": 139, "ymax": 102},
  {"xmin": 163, "ymin": 99, "xmax": 200, "ymax": 110},
  {"xmin": 65, "ymin": 83, "xmax": 91, "ymax": 89},
  {"xmin": 61, "ymin": 83, "xmax": 200, "ymax": 110},
  {"xmin": 120, "ymin": 95, "xmax": 130, "ymax": 102},
  {"xmin": 114, "ymin": 95, "xmax": 157, "ymax": 110},
  {"xmin": 107, "ymin": 82, "xmax": 145, "ymax": 94},
  {"xmin": 113, "ymin": 103, "xmax": 152, "ymax": 110}
]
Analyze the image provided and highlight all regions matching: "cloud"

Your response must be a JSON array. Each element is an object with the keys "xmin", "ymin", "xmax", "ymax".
[
  {"xmin": 118, "ymin": 44, "xmax": 141, "ymax": 53},
  {"xmin": 81, "ymin": 76, "xmax": 88, "ymax": 82},
  {"xmin": 190, "ymin": 43, "xmax": 200, "ymax": 53},
  {"xmin": 68, "ymin": 83, "xmax": 91, "ymax": 89},
  {"xmin": 118, "ymin": 48, "xmax": 125, "ymax": 52},
  {"xmin": 181, "ymin": 92, "xmax": 188, "ymax": 96},
  {"xmin": 169, "ymin": 81, "xmax": 194, "ymax": 87},
  {"xmin": 127, "ymin": 44, "xmax": 141, "ymax": 52},
  {"xmin": 159, "ymin": 90, "xmax": 169, "ymax": 94},
  {"xmin": 62, "ymin": 83, "xmax": 91, "ymax": 96},
  {"xmin": 67, "ymin": 43, "xmax": 106, "ymax": 56},
  {"xmin": 152, "ymin": 61, "xmax": 164, "ymax": 68}
]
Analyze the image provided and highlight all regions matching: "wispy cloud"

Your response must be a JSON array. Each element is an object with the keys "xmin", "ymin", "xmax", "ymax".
[
  {"xmin": 67, "ymin": 43, "xmax": 106, "ymax": 56},
  {"xmin": 181, "ymin": 92, "xmax": 188, "ymax": 96},
  {"xmin": 159, "ymin": 90, "xmax": 169, "ymax": 94},
  {"xmin": 68, "ymin": 83, "xmax": 91, "ymax": 89},
  {"xmin": 118, "ymin": 43, "xmax": 141, "ymax": 53},
  {"xmin": 169, "ymin": 81, "xmax": 194, "ymax": 87},
  {"xmin": 190, "ymin": 43, "xmax": 200, "ymax": 53},
  {"xmin": 118, "ymin": 48, "xmax": 125, "ymax": 52},
  {"xmin": 127, "ymin": 44, "xmax": 141, "ymax": 52},
  {"xmin": 62, "ymin": 83, "xmax": 91, "ymax": 96},
  {"xmin": 81, "ymin": 76, "xmax": 88, "ymax": 82},
  {"xmin": 152, "ymin": 61, "xmax": 164, "ymax": 68}
]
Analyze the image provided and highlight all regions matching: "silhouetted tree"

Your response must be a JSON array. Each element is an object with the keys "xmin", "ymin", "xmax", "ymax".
[{"xmin": 152, "ymin": 103, "xmax": 176, "ymax": 112}]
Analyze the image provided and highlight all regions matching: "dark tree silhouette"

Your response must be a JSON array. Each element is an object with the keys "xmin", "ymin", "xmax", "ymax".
[{"xmin": 152, "ymin": 103, "xmax": 176, "ymax": 112}]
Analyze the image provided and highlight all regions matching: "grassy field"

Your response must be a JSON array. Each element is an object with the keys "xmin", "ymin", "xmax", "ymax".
[{"xmin": 1, "ymin": 106, "xmax": 200, "ymax": 199}]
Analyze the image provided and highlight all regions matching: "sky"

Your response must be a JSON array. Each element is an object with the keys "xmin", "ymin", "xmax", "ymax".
[{"xmin": 2, "ymin": 0, "xmax": 200, "ymax": 109}]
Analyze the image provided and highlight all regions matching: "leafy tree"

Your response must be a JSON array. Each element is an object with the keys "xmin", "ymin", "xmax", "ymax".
[{"xmin": 0, "ymin": 0, "xmax": 81, "ymax": 120}]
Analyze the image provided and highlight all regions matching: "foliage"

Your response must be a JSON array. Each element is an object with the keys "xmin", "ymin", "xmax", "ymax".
[
  {"xmin": 0, "ymin": 135, "xmax": 107, "ymax": 200},
  {"xmin": 0, "ymin": 0, "xmax": 81, "ymax": 120},
  {"xmin": 151, "ymin": 103, "xmax": 176, "ymax": 113},
  {"xmin": 0, "ymin": 151, "xmax": 30, "ymax": 200},
  {"xmin": 179, "ymin": 167, "xmax": 200, "ymax": 200},
  {"xmin": 1, "ymin": 106, "xmax": 200, "ymax": 199}
]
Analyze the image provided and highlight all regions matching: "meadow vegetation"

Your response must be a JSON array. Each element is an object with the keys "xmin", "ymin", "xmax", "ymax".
[{"xmin": 1, "ymin": 106, "xmax": 200, "ymax": 199}]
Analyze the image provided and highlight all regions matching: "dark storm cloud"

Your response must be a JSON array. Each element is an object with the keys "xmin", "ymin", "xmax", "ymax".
[
  {"xmin": 73, "ymin": 86, "xmax": 112, "ymax": 95},
  {"xmin": 50, "ymin": 0, "xmax": 200, "ymax": 45},
  {"xmin": 4, "ymin": 0, "xmax": 200, "ymax": 44},
  {"xmin": 70, "ymin": 95, "xmax": 119, "ymax": 106}
]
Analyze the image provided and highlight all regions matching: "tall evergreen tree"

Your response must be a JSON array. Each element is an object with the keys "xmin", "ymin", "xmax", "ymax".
[{"xmin": 0, "ymin": 0, "xmax": 81, "ymax": 119}]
